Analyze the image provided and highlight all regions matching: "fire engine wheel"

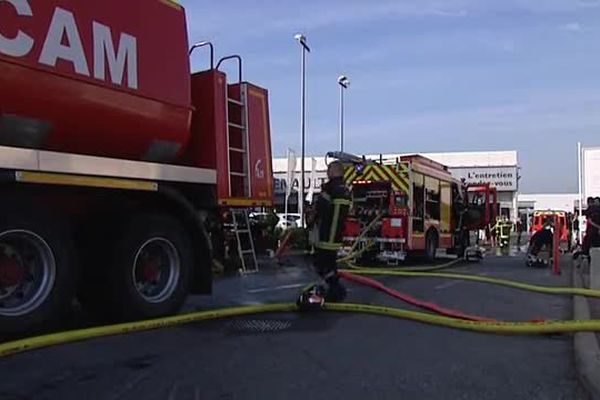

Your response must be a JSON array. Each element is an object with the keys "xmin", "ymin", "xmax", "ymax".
[
  {"xmin": 425, "ymin": 231, "xmax": 438, "ymax": 262},
  {"xmin": 86, "ymin": 214, "xmax": 192, "ymax": 321},
  {"xmin": 0, "ymin": 209, "xmax": 76, "ymax": 334}
]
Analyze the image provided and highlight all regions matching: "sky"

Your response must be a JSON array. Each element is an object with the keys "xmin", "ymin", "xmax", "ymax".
[{"xmin": 181, "ymin": 0, "xmax": 600, "ymax": 193}]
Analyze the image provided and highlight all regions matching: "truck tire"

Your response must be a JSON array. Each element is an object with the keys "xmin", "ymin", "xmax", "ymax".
[
  {"xmin": 425, "ymin": 230, "xmax": 438, "ymax": 262},
  {"xmin": 84, "ymin": 214, "xmax": 192, "ymax": 321},
  {"xmin": 0, "ymin": 209, "xmax": 76, "ymax": 334}
]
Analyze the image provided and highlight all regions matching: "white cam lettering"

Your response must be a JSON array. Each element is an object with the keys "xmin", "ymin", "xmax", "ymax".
[
  {"xmin": 92, "ymin": 21, "xmax": 138, "ymax": 89},
  {"xmin": 0, "ymin": 0, "xmax": 34, "ymax": 57},
  {"xmin": 39, "ymin": 7, "xmax": 90, "ymax": 76},
  {"xmin": 4, "ymin": 2, "xmax": 138, "ymax": 89}
]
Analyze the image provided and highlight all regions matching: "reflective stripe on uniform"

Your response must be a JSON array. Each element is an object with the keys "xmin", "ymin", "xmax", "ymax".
[
  {"xmin": 316, "ymin": 242, "xmax": 342, "ymax": 251},
  {"xmin": 332, "ymin": 199, "xmax": 351, "ymax": 206},
  {"xmin": 329, "ymin": 203, "xmax": 341, "ymax": 243}
]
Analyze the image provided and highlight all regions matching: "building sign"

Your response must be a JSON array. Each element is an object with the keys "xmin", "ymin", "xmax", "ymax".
[
  {"xmin": 449, "ymin": 166, "xmax": 518, "ymax": 191},
  {"xmin": 273, "ymin": 171, "xmax": 327, "ymax": 195},
  {"xmin": 583, "ymin": 147, "xmax": 600, "ymax": 199},
  {"xmin": 274, "ymin": 166, "xmax": 518, "ymax": 194}
]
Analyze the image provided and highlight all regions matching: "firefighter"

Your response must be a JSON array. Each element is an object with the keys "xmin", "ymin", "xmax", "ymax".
[
  {"xmin": 516, "ymin": 218, "xmax": 524, "ymax": 246},
  {"xmin": 302, "ymin": 161, "xmax": 351, "ymax": 304},
  {"xmin": 489, "ymin": 223, "xmax": 497, "ymax": 247},
  {"xmin": 582, "ymin": 197, "xmax": 600, "ymax": 257},
  {"xmin": 492, "ymin": 218, "xmax": 511, "ymax": 248},
  {"xmin": 528, "ymin": 218, "xmax": 554, "ymax": 265}
]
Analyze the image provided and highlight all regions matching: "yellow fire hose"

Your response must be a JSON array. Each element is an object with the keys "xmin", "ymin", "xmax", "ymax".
[
  {"xmin": 0, "ymin": 216, "xmax": 595, "ymax": 358},
  {"xmin": 2, "ymin": 301, "xmax": 600, "ymax": 359},
  {"xmin": 345, "ymin": 258, "xmax": 464, "ymax": 272},
  {"xmin": 336, "ymin": 215, "xmax": 466, "ymax": 273},
  {"xmin": 337, "ymin": 214, "xmax": 382, "ymax": 263},
  {"xmin": 343, "ymin": 266, "xmax": 600, "ymax": 299},
  {"xmin": 0, "ymin": 304, "xmax": 295, "ymax": 358}
]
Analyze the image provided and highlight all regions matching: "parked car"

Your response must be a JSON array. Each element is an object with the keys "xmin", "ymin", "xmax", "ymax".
[
  {"xmin": 276, "ymin": 213, "xmax": 302, "ymax": 230},
  {"xmin": 249, "ymin": 212, "xmax": 271, "ymax": 223}
]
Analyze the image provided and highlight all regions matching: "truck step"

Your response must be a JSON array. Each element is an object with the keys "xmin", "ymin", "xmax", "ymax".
[
  {"xmin": 228, "ymin": 98, "xmax": 244, "ymax": 106},
  {"xmin": 228, "ymin": 122, "xmax": 245, "ymax": 130}
]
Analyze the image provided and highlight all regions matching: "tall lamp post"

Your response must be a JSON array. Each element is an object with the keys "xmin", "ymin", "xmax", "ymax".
[
  {"xmin": 295, "ymin": 33, "xmax": 310, "ymax": 227},
  {"xmin": 578, "ymin": 142, "xmax": 583, "ymax": 245},
  {"xmin": 337, "ymin": 75, "xmax": 350, "ymax": 152}
]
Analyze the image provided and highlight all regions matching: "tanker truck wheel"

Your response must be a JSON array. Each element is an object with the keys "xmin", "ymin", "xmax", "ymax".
[
  {"xmin": 85, "ymin": 214, "xmax": 192, "ymax": 321},
  {"xmin": 0, "ymin": 208, "xmax": 76, "ymax": 334}
]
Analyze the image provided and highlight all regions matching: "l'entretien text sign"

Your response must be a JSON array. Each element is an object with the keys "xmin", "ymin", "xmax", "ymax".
[{"xmin": 449, "ymin": 166, "xmax": 518, "ymax": 191}]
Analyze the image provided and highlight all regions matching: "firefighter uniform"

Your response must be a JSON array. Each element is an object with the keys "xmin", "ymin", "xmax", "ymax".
[
  {"xmin": 492, "ymin": 219, "xmax": 512, "ymax": 247},
  {"xmin": 313, "ymin": 176, "xmax": 351, "ymax": 301}
]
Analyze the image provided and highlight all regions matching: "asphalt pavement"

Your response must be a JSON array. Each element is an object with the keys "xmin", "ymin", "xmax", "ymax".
[{"xmin": 0, "ymin": 250, "xmax": 589, "ymax": 400}]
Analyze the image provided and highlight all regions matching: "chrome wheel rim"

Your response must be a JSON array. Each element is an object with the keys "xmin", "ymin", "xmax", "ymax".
[
  {"xmin": 132, "ymin": 238, "xmax": 180, "ymax": 303},
  {"xmin": 0, "ymin": 230, "xmax": 56, "ymax": 317}
]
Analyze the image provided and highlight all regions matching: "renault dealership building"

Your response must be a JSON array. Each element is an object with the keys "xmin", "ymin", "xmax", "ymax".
[{"xmin": 272, "ymin": 150, "xmax": 520, "ymax": 220}]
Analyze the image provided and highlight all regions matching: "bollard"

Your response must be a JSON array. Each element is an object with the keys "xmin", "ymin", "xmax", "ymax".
[
  {"xmin": 590, "ymin": 248, "xmax": 600, "ymax": 290},
  {"xmin": 552, "ymin": 216, "xmax": 561, "ymax": 275}
]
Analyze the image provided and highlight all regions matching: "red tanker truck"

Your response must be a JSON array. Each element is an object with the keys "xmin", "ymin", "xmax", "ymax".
[{"xmin": 0, "ymin": 0, "xmax": 273, "ymax": 333}]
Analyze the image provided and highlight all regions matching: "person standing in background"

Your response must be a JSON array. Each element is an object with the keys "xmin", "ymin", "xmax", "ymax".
[{"xmin": 516, "ymin": 219, "xmax": 523, "ymax": 246}]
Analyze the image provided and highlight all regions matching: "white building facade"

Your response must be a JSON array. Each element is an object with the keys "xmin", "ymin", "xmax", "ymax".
[
  {"xmin": 517, "ymin": 194, "xmax": 579, "ymax": 213},
  {"xmin": 273, "ymin": 150, "xmax": 520, "ymax": 220}
]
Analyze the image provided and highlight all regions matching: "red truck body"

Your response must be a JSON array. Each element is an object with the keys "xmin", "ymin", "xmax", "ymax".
[
  {"xmin": 184, "ymin": 70, "xmax": 273, "ymax": 206},
  {"xmin": 0, "ymin": 0, "xmax": 192, "ymax": 160},
  {"xmin": 339, "ymin": 154, "xmax": 497, "ymax": 263},
  {"xmin": 0, "ymin": 0, "xmax": 273, "ymax": 206},
  {"xmin": 0, "ymin": 0, "xmax": 273, "ymax": 333}
]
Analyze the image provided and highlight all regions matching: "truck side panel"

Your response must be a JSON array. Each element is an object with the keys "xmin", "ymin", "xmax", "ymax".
[
  {"xmin": 246, "ymin": 84, "xmax": 273, "ymax": 205},
  {"xmin": 0, "ymin": 0, "xmax": 192, "ymax": 160}
]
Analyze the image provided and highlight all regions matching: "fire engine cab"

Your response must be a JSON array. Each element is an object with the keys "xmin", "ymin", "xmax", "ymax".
[{"xmin": 330, "ymin": 152, "xmax": 497, "ymax": 264}]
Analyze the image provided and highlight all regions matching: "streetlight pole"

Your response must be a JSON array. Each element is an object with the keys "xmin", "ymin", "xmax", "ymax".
[
  {"xmin": 578, "ymin": 141, "xmax": 583, "ymax": 245},
  {"xmin": 295, "ymin": 34, "xmax": 310, "ymax": 228},
  {"xmin": 337, "ymin": 75, "xmax": 350, "ymax": 152}
]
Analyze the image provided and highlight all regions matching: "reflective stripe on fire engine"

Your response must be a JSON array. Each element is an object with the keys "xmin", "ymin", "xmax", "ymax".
[
  {"xmin": 15, "ymin": 171, "xmax": 158, "ymax": 191},
  {"xmin": 218, "ymin": 198, "xmax": 273, "ymax": 207},
  {"xmin": 344, "ymin": 163, "xmax": 410, "ymax": 193}
]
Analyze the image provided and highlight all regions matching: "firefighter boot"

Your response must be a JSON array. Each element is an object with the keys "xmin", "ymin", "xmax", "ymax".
[
  {"xmin": 324, "ymin": 274, "xmax": 347, "ymax": 303},
  {"xmin": 297, "ymin": 283, "xmax": 326, "ymax": 310}
]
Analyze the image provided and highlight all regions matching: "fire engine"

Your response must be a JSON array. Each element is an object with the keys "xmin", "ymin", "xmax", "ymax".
[
  {"xmin": 329, "ymin": 152, "xmax": 497, "ymax": 264},
  {"xmin": 0, "ymin": 0, "xmax": 273, "ymax": 333}
]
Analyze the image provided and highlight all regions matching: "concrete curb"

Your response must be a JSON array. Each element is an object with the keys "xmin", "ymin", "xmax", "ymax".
[{"xmin": 572, "ymin": 266, "xmax": 600, "ymax": 400}]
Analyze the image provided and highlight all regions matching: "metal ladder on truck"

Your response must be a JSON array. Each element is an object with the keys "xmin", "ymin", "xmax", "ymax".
[
  {"xmin": 222, "ymin": 56, "xmax": 252, "ymax": 200},
  {"xmin": 219, "ymin": 56, "xmax": 258, "ymax": 273},
  {"xmin": 230, "ymin": 208, "xmax": 259, "ymax": 274}
]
